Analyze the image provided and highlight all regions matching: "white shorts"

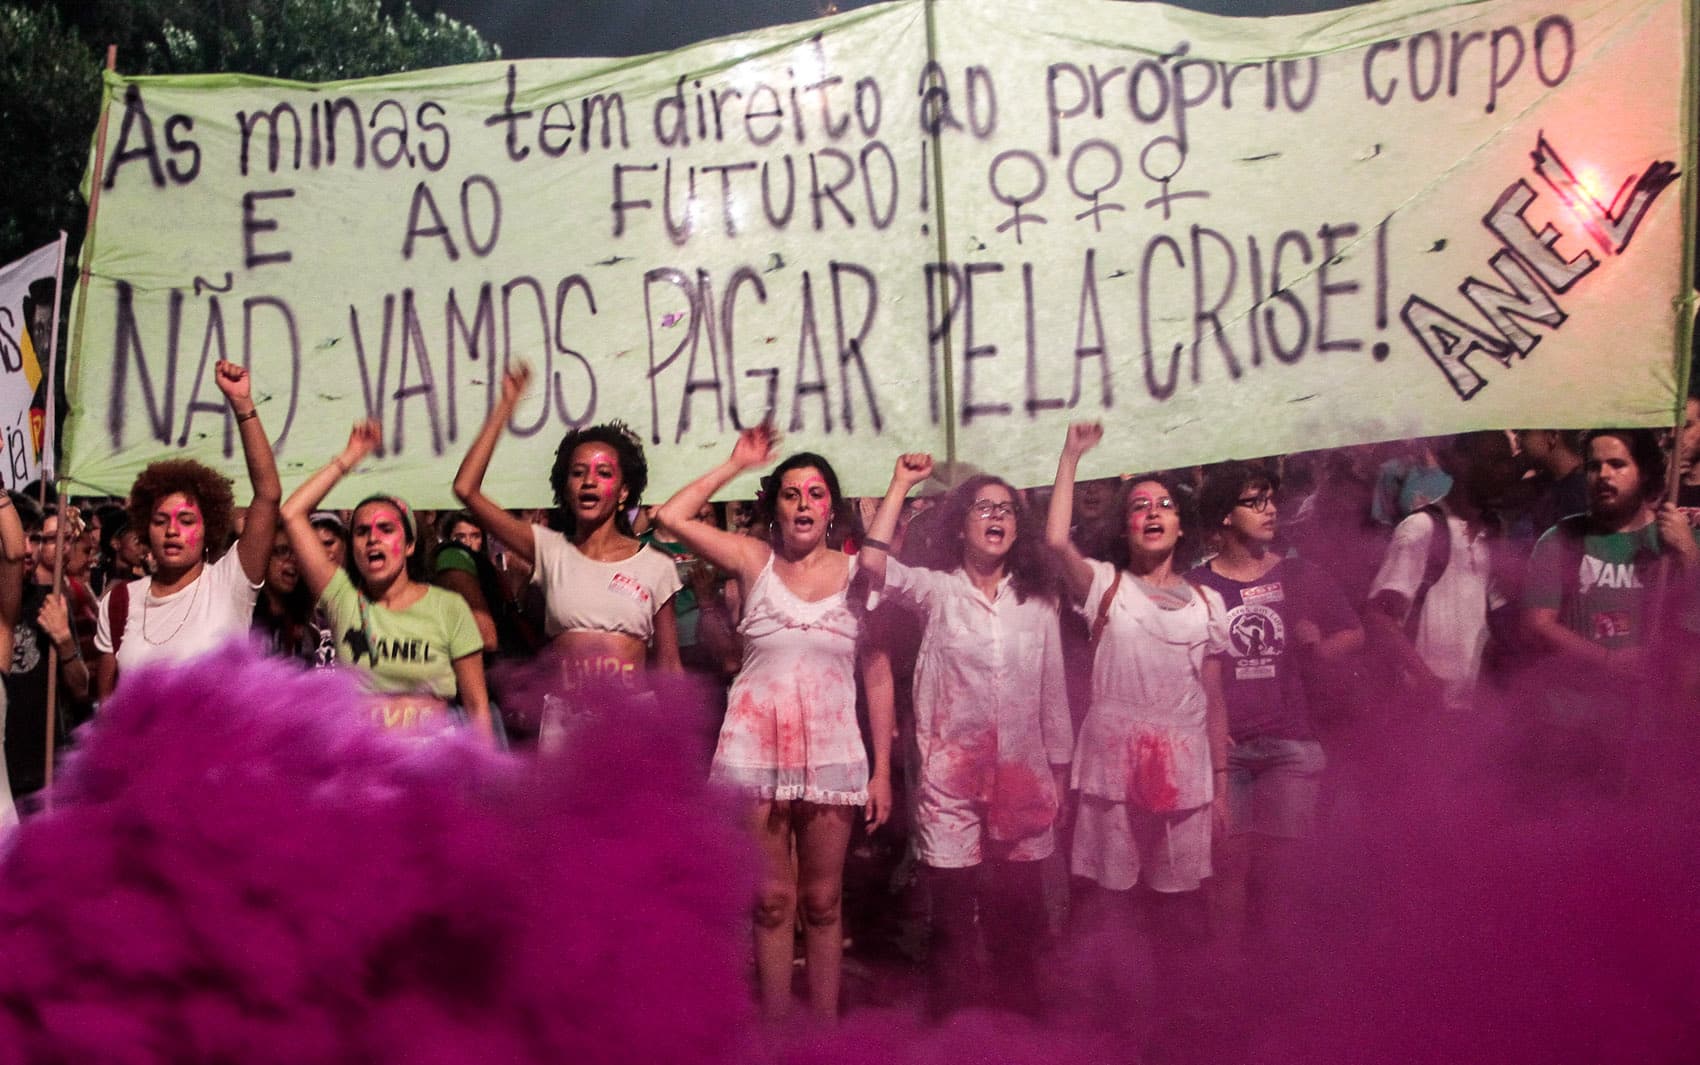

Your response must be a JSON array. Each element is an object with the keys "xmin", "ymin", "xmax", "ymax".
[
  {"xmin": 1071, "ymin": 794, "xmax": 1211, "ymax": 893},
  {"xmin": 913, "ymin": 772, "xmax": 1055, "ymax": 869}
]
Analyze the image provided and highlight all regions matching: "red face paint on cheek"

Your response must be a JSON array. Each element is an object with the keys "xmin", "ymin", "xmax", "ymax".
[
  {"xmin": 171, "ymin": 505, "xmax": 204, "ymax": 554},
  {"xmin": 574, "ymin": 448, "xmax": 622, "ymax": 503},
  {"xmin": 784, "ymin": 474, "xmax": 829, "ymax": 516}
]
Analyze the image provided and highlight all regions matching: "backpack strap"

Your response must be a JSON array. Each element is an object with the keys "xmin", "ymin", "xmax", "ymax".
[
  {"xmin": 107, "ymin": 580, "xmax": 130, "ymax": 655},
  {"xmin": 1089, "ymin": 569, "xmax": 1123, "ymax": 650}
]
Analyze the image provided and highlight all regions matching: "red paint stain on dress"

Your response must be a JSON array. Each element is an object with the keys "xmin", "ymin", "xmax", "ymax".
[
  {"xmin": 728, "ymin": 695, "xmax": 775, "ymax": 760},
  {"xmin": 937, "ymin": 733, "xmax": 997, "ymax": 802},
  {"xmin": 1130, "ymin": 732, "xmax": 1180, "ymax": 812},
  {"xmin": 988, "ymin": 762, "xmax": 1056, "ymax": 841}
]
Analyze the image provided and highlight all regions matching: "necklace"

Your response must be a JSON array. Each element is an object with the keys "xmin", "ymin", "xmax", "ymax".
[{"xmin": 142, "ymin": 574, "xmax": 202, "ymax": 646}]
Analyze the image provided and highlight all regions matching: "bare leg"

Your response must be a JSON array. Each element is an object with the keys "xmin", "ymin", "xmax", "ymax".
[
  {"xmin": 751, "ymin": 799, "xmax": 798, "ymax": 1021},
  {"xmin": 795, "ymin": 802, "xmax": 855, "ymax": 1021}
]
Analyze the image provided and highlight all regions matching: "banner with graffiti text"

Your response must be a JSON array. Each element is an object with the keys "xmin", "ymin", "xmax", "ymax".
[
  {"xmin": 0, "ymin": 238, "xmax": 62, "ymax": 490},
  {"xmin": 65, "ymin": 0, "xmax": 1692, "ymax": 505}
]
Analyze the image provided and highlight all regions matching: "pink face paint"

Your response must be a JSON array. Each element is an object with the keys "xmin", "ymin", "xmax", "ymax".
[
  {"xmin": 571, "ymin": 445, "xmax": 624, "ymax": 506},
  {"xmin": 169, "ymin": 504, "xmax": 204, "ymax": 555},
  {"xmin": 781, "ymin": 471, "xmax": 831, "ymax": 517},
  {"xmin": 353, "ymin": 503, "xmax": 411, "ymax": 580}
]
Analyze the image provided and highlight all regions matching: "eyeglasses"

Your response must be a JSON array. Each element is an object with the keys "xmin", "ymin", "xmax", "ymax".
[
  {"xmin": 969, "ymin": 500, "xmax": 1016, "ymax": 520},
  {"xmin": 1235, "ymin": 493, "xmax": 1277, "ymax": 513},
  {"xmin": 1128, "ymin": 497, "xmax": 1177, "ymax": 513}
]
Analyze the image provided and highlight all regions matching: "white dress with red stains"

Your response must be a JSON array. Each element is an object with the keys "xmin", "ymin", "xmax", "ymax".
[
  {"xmin": 882, "ymin": 559, "xmax": 1072, "ymax": 868},
  {"xmin": 712, "ymin": 554, "xmax": 867, "ymax": 805},
  {"xmin": 1071, "ymin": 559, "xmax": 1228, "ymax": 892}
]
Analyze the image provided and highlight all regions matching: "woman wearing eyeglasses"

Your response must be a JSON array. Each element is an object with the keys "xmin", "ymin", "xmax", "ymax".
[
  {"xmin": 1190, "ymin": 461, "xmax": 1361, "ymax": 960},
  {"xmin": 860, "ymin": 454, "xmax": 1071, "ymax": 1017},
  {"xmin": 1044, "ymin": 422, "xmax": 1228, "ymax": 1015}
]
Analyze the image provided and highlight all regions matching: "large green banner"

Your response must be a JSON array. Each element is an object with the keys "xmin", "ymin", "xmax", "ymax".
[{"xmin": 65, "ymin": 0, "xmax": 1693, "ymax": 505}]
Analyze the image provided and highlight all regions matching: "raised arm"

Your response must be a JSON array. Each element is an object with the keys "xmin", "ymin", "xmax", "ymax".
[
  {"xmin": 653, "ymin": 426, "xmax": 778, "ymax": 586},
  {"xmin": 219, "ymin": 360, "xmax": 282, "ymax": 583},
  {"xmin": 858, "ymin": 452, "xmax": 933, "ymax": 586},
  {"xmin": 452, "ymin": 363, "xmax": 539, "ymax": 565},
  {"xmin": 281, "ymin": 421, "xmax": 379, "ymax": 599},
  {"xmin": 1045, "ymin": 422, "xmax": 1103, "ymax": 607}
]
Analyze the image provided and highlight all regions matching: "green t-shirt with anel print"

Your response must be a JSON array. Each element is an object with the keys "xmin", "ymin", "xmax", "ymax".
[
  {"xmin": 1524, "ymin": 519, "xmax": 1698, "ymax": 727},
  {"xmin": 1525, "ymin": 522, "xmax": 1697, "ymax": 649},
  {"xmin": 319, "ymin": 568, "xmax": 482, "ymax": 699}
]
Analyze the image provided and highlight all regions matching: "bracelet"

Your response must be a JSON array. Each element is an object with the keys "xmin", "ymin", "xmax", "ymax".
[
  {"xmin": 234, "ymin": 407, "xmax": 259, "ymax": 423},
  {"xmin": 861, "ymin": 536, "xmax": 891, "ymax": 552},
  {"xmin": 331, "ymin": 456, "xmax": 352, "ymax": 474}
]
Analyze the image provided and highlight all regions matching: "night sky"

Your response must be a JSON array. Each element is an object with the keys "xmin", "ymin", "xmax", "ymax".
[{"xmin": 433, "ymin": 0, "xmax": 1360, "ymax": 59}]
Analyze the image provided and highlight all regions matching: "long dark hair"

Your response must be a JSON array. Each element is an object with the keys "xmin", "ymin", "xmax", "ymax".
[
  {"xmin": 758, "ymin": 452, "xmax": 859, "ymax": 551},
  {"xmin": 913, "ymin": 474, "xmax": 1054, "ymax": 604}
]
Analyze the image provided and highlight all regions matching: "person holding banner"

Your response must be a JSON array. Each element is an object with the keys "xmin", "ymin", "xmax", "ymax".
[
  {"xmin": 1520, "ymin": 428, "xmax": 1700, "ymax": 795},
  {"xmin": 452, "ymin": 364, "xmax": 680, "ymax": 743},
  {"xmin": 94, "ymin": 361, "xmax": 281, "ymax": 695},
  {"xmin": 858, "ymin": 453, "xmax": 1071, "ymax": 1018},
  {"xmin": 654, "ymin": 426, "xmax": 891, "ymax": 1022},
  {"xmin": 1045, "ymin": 422, "xmax": 1228, "ymax": 1016},
  {"xmin": 281, "ymin": 422, "xmax": 491, "ymax": 740}
]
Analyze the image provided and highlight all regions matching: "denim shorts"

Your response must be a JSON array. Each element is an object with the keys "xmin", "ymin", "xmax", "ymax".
[{"xmin": 1226, "ymin": 736, "xmax": 1326, "ymax": 839}]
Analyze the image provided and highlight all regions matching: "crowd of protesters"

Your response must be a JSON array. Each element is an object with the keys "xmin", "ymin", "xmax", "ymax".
[{"xmin": 2, "ymin": 358, "xmax": 1697, "ymax": 1026}]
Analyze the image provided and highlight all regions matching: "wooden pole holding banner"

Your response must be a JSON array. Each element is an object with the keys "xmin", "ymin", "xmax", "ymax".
[
  {"xmin": 42, "ymin": 44, "xmax": 119, "ymax": 808},
  {"xmin": 34, "ymin": 231, "xmax": 67, "ymax": 511}
]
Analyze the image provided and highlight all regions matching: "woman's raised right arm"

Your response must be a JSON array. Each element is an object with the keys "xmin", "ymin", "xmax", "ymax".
[
  {"xmin": 858, "ymin": 452, "xmax": 932, "ymax": 586},
  {"xmin": 1045, "ymin": 422, "xmax": 1103, "ymax": 607},
  {"xmin": 653, "ymin": 426, "xmax": 777, "ymax": 586},
  {"xmin": 452, "ymin": 363, "xmax": 539, "ymax": 566},
  {"xmin": 282, "ymin": 421, "xmax": 378, "ymax": 599}
]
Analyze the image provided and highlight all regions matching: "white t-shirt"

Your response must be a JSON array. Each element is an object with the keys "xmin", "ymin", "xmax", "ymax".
[
  {"xmin": 1369, "ymin": 506, "xmax": 1503, "ymax": 710},
  {"xmin": 529, "ymin": 524, "xmax": 681, "ymax": 641},
  {"xmin": 96, "ymin": 548, "xmax": 263, "ymax": 675}
]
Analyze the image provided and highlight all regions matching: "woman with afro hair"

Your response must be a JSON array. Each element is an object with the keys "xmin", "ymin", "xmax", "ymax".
[
  {"xmin": 453, "ymin": 363, "xmax": 681, "ymax": 740},
  {"xmin": 95, "ymin": 360, "xmax": 281, "ymax": 695}
]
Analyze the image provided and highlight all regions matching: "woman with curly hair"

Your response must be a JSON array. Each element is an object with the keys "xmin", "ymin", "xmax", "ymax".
[
  {"xmin": 654, "ymin": 426, "xmax": 892, "ymax": 1022},
  {"xmin": 859, "ymin": 455, "xmax": 1071, "ymax": 1017},
  {"xmin": 281, "ymin": 422, "xmax": 491, "ymax": 739},
  {"xmin": 452, "ymin": 364, "xmax": 680, "ymax": 736},
  {"xmin": 95, "ymin": 361, "xmax": 281, "ymax": 695}
]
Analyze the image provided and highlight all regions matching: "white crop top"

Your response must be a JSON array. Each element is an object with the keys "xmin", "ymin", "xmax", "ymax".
[{"xmin": 529, "ymin": 524, "xmax": 682, "ymax": 641}]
